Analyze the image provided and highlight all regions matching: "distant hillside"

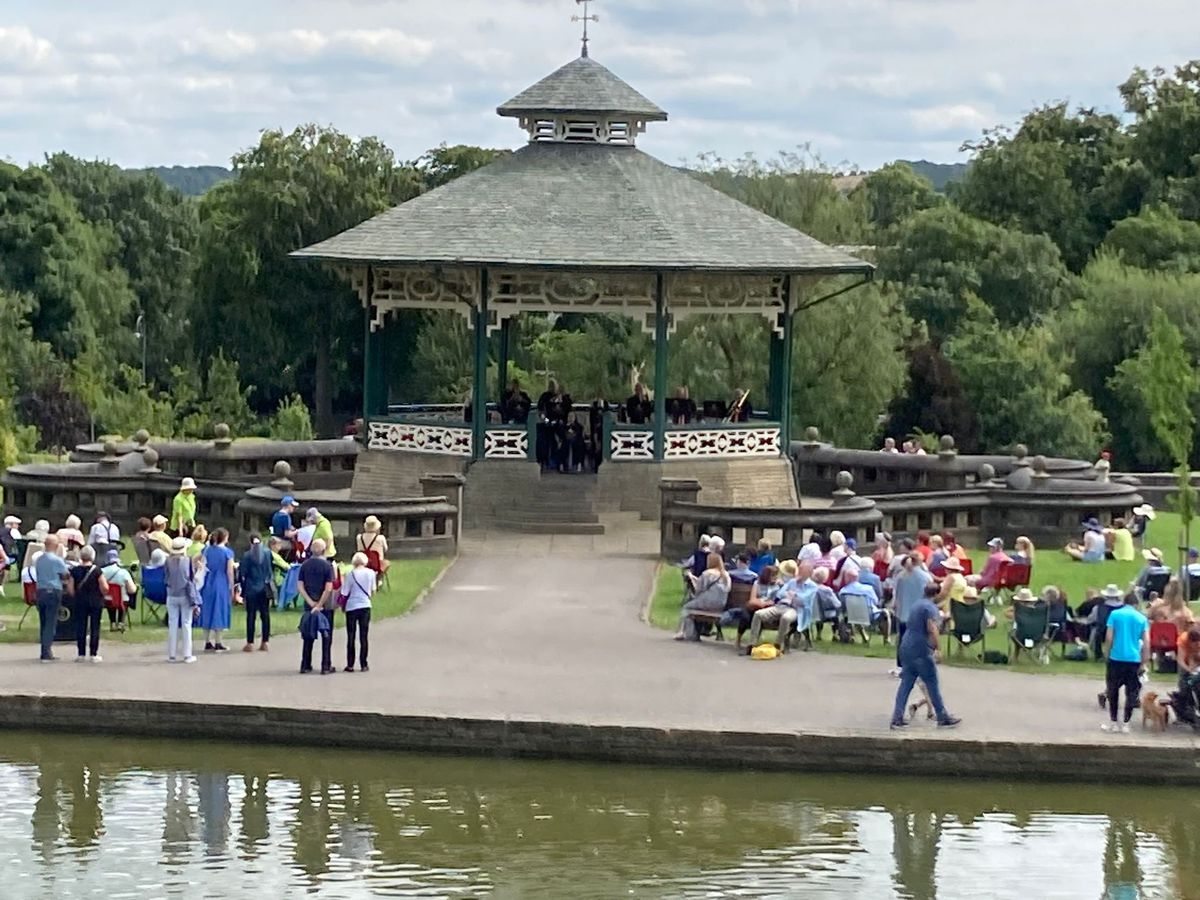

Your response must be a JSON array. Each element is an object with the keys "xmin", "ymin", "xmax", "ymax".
[
  {"xmin": 139, "ymin": 165, "xmax": 233, "ymax": 196},
  {"xmin": 897, "ymin": 160, "xmax": 970, "ymax": 191}
]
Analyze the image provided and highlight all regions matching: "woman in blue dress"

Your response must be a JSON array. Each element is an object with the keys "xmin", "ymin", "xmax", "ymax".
[{"xmin": 199, "ymin": 527, "xmax": 235, "ymax": 652}]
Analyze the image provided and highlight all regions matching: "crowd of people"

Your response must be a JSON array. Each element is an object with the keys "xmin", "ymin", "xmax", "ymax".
[
  {"xmin": 2, "ymin": 480, "xmax": 388, "ymax": 676},
  {"xmin": 672, "ymin": 508, "xmax": 1200, "ymax": 732}
]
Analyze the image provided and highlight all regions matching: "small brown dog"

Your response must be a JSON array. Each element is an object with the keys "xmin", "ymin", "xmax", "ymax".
[{"xmin": 1141, "ymin": 691, "xmax": 1170, "ymax": 732}]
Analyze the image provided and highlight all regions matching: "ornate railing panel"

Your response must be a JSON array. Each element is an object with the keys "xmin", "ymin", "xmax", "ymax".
[
  {"xmin": 483, "ymin": 428, "xmax": 530, "ymax": 460},
  {"xmin": 368, "ymin": 421, "xmax": 472, "ymax": 456},
  {"xmin": 610, "ymin": 428, "xmax": 655, "ymax": 461},
  {"xmin": 664, "ymin": 426, "xmax": 781, "ymax": 460}
]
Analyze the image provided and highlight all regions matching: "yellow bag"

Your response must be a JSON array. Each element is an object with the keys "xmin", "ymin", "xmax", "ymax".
[{"xmin": 750, "ymin": 643, "xmax": 779, "ymax": 660}]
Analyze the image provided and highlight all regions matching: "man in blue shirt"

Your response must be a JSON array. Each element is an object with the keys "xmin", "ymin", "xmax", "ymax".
[
  {"xmin": 729, "ymin": 552, "xmax": 757, "ymax": 586},
  {"xmin": 839, "ymin": 568, "xmax": 887, "ymax": 642},
  {"xmin": 298, "ymin": 538, "xmax": 336, "ymax": 674},
  {"xmin": 746, "ymin": 560, "xmax": 800, "ymax": 653},
  {"xmin": 271, "ymin": 496, "xmax": 298, "ymax": 544},
  {"xmin": 890, "ymin": 594, "xmax": 960, "ymax": 729},
  {"xmin": 34, "ymin": 534, "xmax": 73, "ymax": 662},
  {"xmin": 1102, "ymin": 592, "xmax": 1149, "ymax": 733}
]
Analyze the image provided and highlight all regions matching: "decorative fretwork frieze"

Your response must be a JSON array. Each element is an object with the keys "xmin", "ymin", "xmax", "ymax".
[
  {"xmin": 488, "ymin": 270, "xmax": 656, "ymax": 335},
  {"xmin": 483, "ymin": 429, "xmax": 529, "ymax": 460},
  {"xmin": 519, "ymin": 115, "xmax": 647, "ymax": 145},
  {"xmin": 610, "ymin": 428, "xmax": 655, "ymax": 460},
  {"xmin": 666, "ymin": 274, "xmax": 789, "ymax": 335},
  {"xmin": 368, "ymin": 422, "xmax": 472, "ymax": 457},
  {"xmin": 664, "ymin": 427, "xmax": 781, "ymax": 460}
]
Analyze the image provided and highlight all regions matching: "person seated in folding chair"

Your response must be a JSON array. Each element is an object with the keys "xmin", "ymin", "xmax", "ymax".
[
  {"xmin": 742, "ymin": 560, "xmax": 801, "ymax": 655},
  {"xmin": 839, "ymin": 567, "xmax": 889, "ymax": 644},
  {"xmin": 1134, "ymin": 548, "xmax": 1171, "ymax": 601},
  {"xmin": 1176, "ymin": 627, "xmax": 1200, "ymax": 726},
  {"xmin": 100, "ymin": 548, "xmax": 137, "ymax": 633},
  {"xmin": 140, "ymin": 548, "xmax": 168, "ymax": 624},
  {"xmin": 1009, "ymin": 587, "xmax": 1054, "ymax": 663},
  {"xmin": 0, "ymin": 514, "xmax": 21, "ymax": 597},
  {"xmin": 88, "ymin": 512, "xmax": 121, "ymax": 558},
  {"xmin": 971, "ymin": 538, "xmax": 1010, "ymax": 590}
]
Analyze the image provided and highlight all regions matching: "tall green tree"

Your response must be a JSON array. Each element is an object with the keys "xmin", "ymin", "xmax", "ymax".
[
  {"xmin": 414, "ymin": 144, "xmax": 510, "ymax": 190},
  {"xmin": 854, "ymin": 162, "xmax": 942, "ymax": 234},
  {"xmin": 1102, "ymin": 203, "xmax": 1200, "ymax": 272},
  {"xmin": 1120, "ymin": 62, "xmax": 1200, "ymax": 219},
  {"xmin": 194, "ymin": 125, "xmax": 423, "ymax": 435}
]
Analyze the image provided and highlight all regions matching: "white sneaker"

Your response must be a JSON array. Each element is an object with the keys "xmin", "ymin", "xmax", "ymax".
[
  {"xmin": 888, "ymin": 667, "xmax": 901, "ymax": 678},
  {"xmin": 75, "ymin": 656, "xmax": 86, "ymax": 663},
  {"xmin": 183, "ymin": 656, "xmax": 197, "ymax": 664},
  {"xmin": 1100, "ymin": 722, "xmax": 1115, "ymax": 732},
  {"xmin": 90, "ymin": 655, "xmax": 102, "ymax": 664},
  {"xmin": 1120, "ymin": 723, "xmax": 1131, "ymax": 734}
]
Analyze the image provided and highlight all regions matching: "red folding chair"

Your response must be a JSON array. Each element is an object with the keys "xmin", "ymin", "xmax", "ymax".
[
  {"xmin": 985, "ymin": 560, "xmax": 1032, "ymax": 605},
  {"xmin": 1150, "ymin": 621, "xmax": 1179, "ymax": 671},
  {"xmin": 365, "ymin": 549, "xmax": 390, "ymax": 589},
  {"xmin": 959, "ymin": 557, "xmax": 973, "ymax": 576},
  {"xmin": 18, "ymin": 580, "xmax": 37, "ymax": 629},
  {"xmin": 107, "ymin": 582, "xmax": 132, "ymax": 631}
]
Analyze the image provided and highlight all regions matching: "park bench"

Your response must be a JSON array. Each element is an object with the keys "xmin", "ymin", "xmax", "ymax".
[{"xmin": 686, "ymin": 580, "xmax": 753, "ymax": 643}]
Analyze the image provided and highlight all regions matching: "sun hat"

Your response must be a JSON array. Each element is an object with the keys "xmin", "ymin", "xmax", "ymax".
[
  {"xmin": 987, "ymin": 537, "xmax": 1004, "ymax": 549},
  {"xmin": 942, "ymin": 557, "xmax": 964, "ymax": 572},
  {"xmin": 1133, "ymin": 504, "xmax": 1156, "ymax": 519},
  {"xmin": 1084, "ymin": 518, "xmax": 1103, "ymax": 533},
  {"xmin": 1143, "ymin": 547, "xmax": 1164, "ymax": 562},
  {"xmin": 1012, "ymin": 587, "xmax": 1036, "ymax": 603},
  {"xmin": 281, "ymin": 495, "xmax": 297, "ymax": 507},
  {"xmin": 152, "ymin": 514, "xmax": 168, "ymax": 528},
  {"xmin": 1100, "ymin": 583, "xmax": 1123, "ymax": 600},
  {"xmin": 3, "ymin": 515, "xmax": 20, "ymax": 526},
  {"xmin": 180, "ymin": 477, "xmax": 197, "ymax": 491},
  {"xmin": 778, "ymin": 559, "xmax": 799, "ymax": 579},
  {"xmin": 169, "ymin": 536, "xmax": 189, "ymax": 555},
  {"xmin": 364, "ymin": 515, "xmax": 382, "ymax": 532},
  {"xmin": 845, "ymin": 537, "xmax": 858, "ymax": 550}
]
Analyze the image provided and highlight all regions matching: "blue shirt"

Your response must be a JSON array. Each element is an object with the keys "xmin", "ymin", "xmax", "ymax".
[
  {"xmin": 774, "ymin": 577, "xmax": 802, "ymax": 607},
  {"xmin": 749, "ymin": 552, "xmax": 776, "ymax": 575},
  {"xmin": 839, "ymin": 581, "xmax": 881, "ymax": 617},
  {"xmin": 34, "ymin": 553, "xmax": 71, "ymax": 591},
  {"xmin": 900, "ymin": 599, "xmax": 941, "ymax": 658},
  {"xmin": 1107, "ymin": 605, "xmax": 1148, "ymax": 664},
  {"xmin": 298, "ymin": 557, "xmax": 336, "ymax": 609},
  {"xmin": 729, "ymin": 565, "xmax": 757, "ymax": 585},
  {"xmin": 894, "ymin": 568, "xmax": 933, "ymax": 622},
  {"xmin": 238, "ymin": 544, "xmax": 274, "ymax": 597},
  {"xmin": 270, "ymin": 510, "xmax": 293, "ymax": 538},
  {"xmin": 857, "ymin": 570, "xmax": 883, "ymax": 600}
]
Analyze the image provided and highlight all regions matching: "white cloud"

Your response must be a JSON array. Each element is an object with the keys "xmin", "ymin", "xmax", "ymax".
[
  {"xmin": 0, "ymin": 26, "xmax": 54, "ymax": 68},
  {"xmin": 910, "ymin": 104, "xmax": 991, "ymax": 134},
  {"xmin": 179, "ymin": 29, "xmax": 258, "ymax": 61}
]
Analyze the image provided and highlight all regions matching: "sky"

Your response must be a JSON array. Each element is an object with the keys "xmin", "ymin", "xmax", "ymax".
[{"xmin": 1, "ymin": 0, "xmax": 1197, "ymax": 172}]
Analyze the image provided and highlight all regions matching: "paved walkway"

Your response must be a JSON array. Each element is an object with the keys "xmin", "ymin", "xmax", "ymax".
[{"xmin": 1, "ymin": 545, "xmax": 1197, "ymax": 751}]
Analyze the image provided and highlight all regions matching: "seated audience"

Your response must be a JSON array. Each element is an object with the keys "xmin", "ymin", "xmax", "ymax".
[
  {"xmin": 687, "ymin": 535, "xmax": 712, "ymax": 577},
  {"xmin": 915, "ymin": 531, "xmax": 933, "ymax": 563},
  {"xmin": 1065, "ymin": 519, "xmax": 1106, "ymax": 562},
  {"xmin": 147, "ymin": 515, "xmax": 173, "ymax": 553},
  {"xmin": 812, "ymin": 566, "xmax": 841, "ymax": 638},
  {"xmin": 88, "ymin": 512, "xmax": 120, "ymax": 553},
  {"xmin": 57, "ymin": 515, "xmax": 85, "ymax": 554},
  {"xmin": 829, "ymin": 530, "xmax": 847, "ymax": 562},
  {"xmin": 708, "ymin": 535, "xmax": 727, "ymax": 562},
  {"xmin": 934, "ymin": 557, "xmax": 967, "ymax": 610},
  {"xmin": 1012, "ymin": 535, "xmax": 1035, "ymax": 562},
  {"xmin": 928, "ymin": 534, "xmax": 948, "ymax": 572},
  {"xmin": 745, "ymin": 559, "xmax": 800, "ymax": 654},
  {"xmin": 749, "ymin": 538, "xmax": 776, "ymax": 575},
  {"xmin": 729, "ymin": 552, "xmax": 758, "ymax": 586},
  {"xmin": 675, "ymin": 553, "xmax": 731, "ymax": 642},
  {"xmin": 839, "ymin": 568, "xmax": 888, "ymax": 640},
  {"xmin": 1135, "ymin": 548, "xmax": 1171, "ymax": 597},
  {"xmin": 1185, "ymin": 548, "xmax": 1200, "ymax": 579},
  {"xmin": 1147, "ymin": 577, "xmax": 1196, "ymax": 632},
  {"xmin": 941, "ymin": 531, "xmax": 968, "ymax": 561},
  {"xmin": 101, "ymin": 548, "xmax": 137, "ymax": 632},
  {"xmin": 972, "ymin": 537, "xmax": 1010, "ymax": 588},
  {"xmin": 1106, "ymin": 518, "xmax": 1135, "ymax": 561},
  {"xmin": 872, "ymin": 533, "xmax": 894, "ymax": 569},
  {"xmin": 881, "ymin": 437, "xmax": 899, "ymax": 453}
]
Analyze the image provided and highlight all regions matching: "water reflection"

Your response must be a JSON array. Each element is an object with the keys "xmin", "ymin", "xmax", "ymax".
[{"xmin": 0, "ymin": 732, "xmax": 1197, "ymax": 898}]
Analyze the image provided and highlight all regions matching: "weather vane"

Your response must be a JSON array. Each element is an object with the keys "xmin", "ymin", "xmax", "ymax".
[{"xmin": 572, "ymin": 0, "xmax": 599, "ymax": 58}]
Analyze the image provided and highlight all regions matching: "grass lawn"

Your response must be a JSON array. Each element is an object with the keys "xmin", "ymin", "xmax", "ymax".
[
  {"xmin": 0, "ymin": 555, "xmax": 451, "ymax": 646},
  {"xmin": 647, "ymin": 512, "xmax": 1198, "ymax": 681}
]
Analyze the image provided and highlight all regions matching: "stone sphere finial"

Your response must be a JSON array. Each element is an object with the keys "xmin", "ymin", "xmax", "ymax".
[
  {"xmin": 134, "ymin": 428, "xmax": 150, "ymax": 448},
  {"xmin": 836, "ymin": 470, "xmax": 853, "ymax": 491},
  {"xmin": 214, "ymin": 422, "xmax": 230, "ymax": 440},
  {"xmin": 141, "ymin": 448, "xmax": 160, "ymax": 471},
  {"xmin": 1032, "ymin": 454, "xmax": 1048, "ymax": 474},
  {"xmin": 101, "ymin": 440, "xmax": 119, "ymax": 465},
  {"xmin": 273, "ymin": 460, "xmax": 292, "ymax": 480},
  {"xmin": 940, "ymin": 434, "xmax": 955, "ymax": 452},
  {"xmin": 1014, "ymin": 443, "xmax": 1029, "ymax": 460},
  {"xmin": 978, "ymin": 463, "xmax": 995, "ymax": 483},
  {"xmin": 805, "ymin": 426, "xmax": 820, "ymax": 442}
]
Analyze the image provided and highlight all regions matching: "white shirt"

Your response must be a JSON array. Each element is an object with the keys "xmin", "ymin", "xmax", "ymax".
[
  {"xmin": 296, "ymin": 524, "xmax": 316, "ymax": 551},
  {"xmin": 89, "ymin": 521, "xmax": 120, "ymax": 545},
  {"xmin": 339, "ymin": 568, "xmax": 376, "ymax": 612},
  {"xmin": 1083, "ymin": 530, "xmax": 1105, "ymax": 554}
]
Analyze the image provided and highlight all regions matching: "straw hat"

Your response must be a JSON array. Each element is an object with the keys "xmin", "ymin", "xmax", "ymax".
[
  {"xmin": 942, "ymin": 557, "xmax": 964, "ymax": 572},
  {"xmin": 152, "ymin": 514, "xmax": 168, "ymax": 528},
  {"xmin": 180, "ymin": 477, "xmax": 197, "ymax": 491},
  {"xmin": 364, "ymin": 515, "xmax": 382, "ymax": 532},
  {"xmin": 1100, "ymin": 583, "xmax": 1123, "ymax": 600},
  {"xmin": 169, "ymin": 536, "xmax": 189, "ymax": 555},
  {"xmin": 778, "ymin": 559, "xmax": 799, "ymax": 579},
  {"xmin": 3, "ymin": 515, "xmax": 20, "ymax": 526},
  {"xmin": 1142, "ymin": 547, "xmax": 1164, "ymax": 562},
  {"xmin": 1012, "ymin": 588, "xmax": 1036, "ymax": 603},
  {"xmin": 1133, "ymin": 504, "xmax": 1156, "ymax": 519}
]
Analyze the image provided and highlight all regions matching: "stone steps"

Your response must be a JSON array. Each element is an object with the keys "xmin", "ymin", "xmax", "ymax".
[{"xmin": 464, "ymin": 462, "xmax": 613, "ymax": 534}]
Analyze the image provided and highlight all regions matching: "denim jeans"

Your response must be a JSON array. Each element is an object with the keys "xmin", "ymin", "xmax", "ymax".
[
  {"xmin": 891, "ymin": 652, "xmax": 949, "ymax": 723},
  {"xmin": 35, "ymin": 588, "xmax": 62, "ymax": 659}
]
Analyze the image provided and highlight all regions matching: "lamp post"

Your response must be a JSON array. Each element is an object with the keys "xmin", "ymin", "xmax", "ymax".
[{"xmin": 134, "ymin": 313, "xmax": 147, "ymax": 384}]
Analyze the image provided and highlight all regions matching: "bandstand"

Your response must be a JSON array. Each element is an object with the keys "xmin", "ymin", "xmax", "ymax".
[{"xmin": 293, "ymin": 48, "xmax": 872, "ymax": 469}]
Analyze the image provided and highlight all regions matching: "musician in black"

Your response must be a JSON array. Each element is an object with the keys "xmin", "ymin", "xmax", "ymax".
[
  {"xmin": 588, "ymin": 398, "xmax": 608, "ymax": 473},
  {"xmin": 623, "ymin": 382, "xmax": 652, "ymax": 424},
  {"xmin": 535, "ymin": 379, "xmax": 559, "ymax": 468},
  {"xmin": 670, "ymin": 386, "xmax": 697, "ymax": 425},
  {"xmin": 729, "ymin": 388, "xmax": 753, "ymax": 423},
  {"xmin": 501, "ymin": 379, "xmax": 532, "ymax": 425},
  {"xmin": 563, "ymin": 413, "xmax": 586, "ymax": 473}
]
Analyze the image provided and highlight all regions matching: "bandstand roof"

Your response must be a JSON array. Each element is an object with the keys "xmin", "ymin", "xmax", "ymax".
[{"xmin": 292, "ymin": 55, "xmax": 872, "ymax": 278}]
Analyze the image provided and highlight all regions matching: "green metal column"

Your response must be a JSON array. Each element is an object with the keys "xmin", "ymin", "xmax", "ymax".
[
  {"xmin": 362, "ymin": 266, "xmax": 375, "ymax": 425},
  {"xmin": 653, "ymin": 273, "xmax": 668, "ymax": 461},
  {"xmin": 471, "ymin": 268, "xmax": 490, "ymax": 460},
  {"xmin": 779, "ymin": 276, "xmax": 795, "ymax": 450},
  {"xmin": 767, "ymin": 323, "xmax": 783, "ymax": 421},
  {"xmin": 497, "ymin": 316, "xmax": 511, "ymax": 406},
  {"xmin": 372, "ymin": 322, "xmax": 389, "ymax": 415}
]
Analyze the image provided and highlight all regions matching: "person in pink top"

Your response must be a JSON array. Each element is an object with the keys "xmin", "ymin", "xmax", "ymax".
[{"xmin": 972, "ymin": 537, "xmax": 1010, "ymax": 588}]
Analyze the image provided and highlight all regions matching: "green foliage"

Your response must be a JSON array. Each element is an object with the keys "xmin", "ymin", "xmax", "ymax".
[
  {"xmin": 886, "ymin": 342, "xmax": 980, "ymax": 452},
  {"xmin": 944, "ymin": 323, "xmax": 1106, "ymax": 458},
  {"xmin": 413, "ymin": 144, "xmax": 509, "ymax": 190},
  {"xmin": 139, "ymin": 165, "xmax": 233, "ymax": 196},
  {"xmin": 1119, "ymin": 62, "xmax": 1200, "ymax": 218},
  {"xmin": 854, "ymin": 162, "xmax": 942, "ymax": 233},
  {"xmin": 1102, "ymin": 204, "xmax": 1200, "ymax": 272},
  {"xmin": 16, "ymin": 367, "xmax": 90, "ymax": 455},
  {"xmin": 270, "ymin": 395, "xmax": 315, "ymax": 442}
]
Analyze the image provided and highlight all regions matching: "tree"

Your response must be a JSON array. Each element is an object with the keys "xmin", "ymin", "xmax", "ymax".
[
  {"xmin": 1102, "ymin": 204, "xmax": 1200, "ymax": 272},
  {"xmin": 944, "ymin": 322, "xmax": 1106, "ymax": 458},
  {"xmin": 885, "ymin": 342, "xmax": 980, "ymax": 452},
  {"xmin": 1120, "ymin": 62, "xmax": 1200, "ymax": 219},
  {"xmin": 194, "ymin": 125, "xmax": 423, "ymax": 435},
  {"xmin": 1109, "ymin": 309, "xmax": 1199, "ymax": 570},
  {"xmin": 854, "ymin": 162, "xmax": 942, "ymax": 234},
  {"xmin": 414, "ymin": 144, "xmax": 510, "ymax": 190},
  {"xmin": 16, "ymin": 367, "xmax": 90, "ymax": 456}
]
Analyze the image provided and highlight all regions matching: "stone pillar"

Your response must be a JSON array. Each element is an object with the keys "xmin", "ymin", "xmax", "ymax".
[
  {"xmin": 422, "ymin": 473, "xmax": 466, "ymax": 546},
  {"xmin": 659, "ymin": 477, "xmax": 700, "ymax": 560}
]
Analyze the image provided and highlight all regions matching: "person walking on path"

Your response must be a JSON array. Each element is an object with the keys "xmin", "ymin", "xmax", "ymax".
[
  {"xmin": 165, "ymin": 537, "xmax": 199, "ymax": 663},
  {"xmin": 33, "ymin": 534, "xmax": 72, "ymax": 662},
  {"xmin": 339, "ymin": 552, "xmax": 376, "ymax": 672},
  {"xmin": 298, "ymin": 538, "xmax": 336, "ymax": 674},
  {"xmin": 199, "ymin": 528, "xmax": 235, "ymax": 652},
  {"xmin": 238, "ymin": 533, "xmax": 274, "ymax": 652},
  {"xmin": 890, "ymin": 592, "xmax": 961, "ymax": 729},
  {"xmin": 69, "ymin": 545, "xmax": 109, "ymax": 663},
  {"xmin": 170, "ymin": 477, "xmax": 198, "ymax": 537},
  {"xmin": 1102, "ymin": 591, "xmax": 1150, "ymax": 733}
]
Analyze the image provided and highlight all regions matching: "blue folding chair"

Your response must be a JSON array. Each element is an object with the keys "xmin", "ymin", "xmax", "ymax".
[{"xmin": 141, "ymin": 565, "xmax": 167, "ymax": 625}]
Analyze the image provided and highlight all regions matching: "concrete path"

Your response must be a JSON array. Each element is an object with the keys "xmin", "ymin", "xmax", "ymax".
[{"xmin": 1, "ymin": 546, "xmax": 1197, "ymax": 752}]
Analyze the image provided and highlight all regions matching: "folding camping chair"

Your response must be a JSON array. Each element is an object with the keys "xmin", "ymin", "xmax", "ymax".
[
  {"xmin": 107, "ymin": 582, "xmax": 132, "ymax": 632},
  {"xmin": 984, "ymin": 560, "xmax": 1032, "ymax": 605},
  {"xmin": 17, "ymin": 579, "xmax": 37, "ymax": 629},
  {"xmin": 365, "ymin": 549, "xmax": 390, "ymax": 590},
  {"xmin": 140, "ymin": 565, "xmax": 167, "ymax": 625},
  {"xmin": 1011, "ymin": 599, "xmax": 1052, "ymax": 664},
  {"xmin": 1150, "ymin": 621, "xmax": 1180, "ymax": 674},
  {"xmin": 947, "ymin": 598, "xmax": 987, "ymax": 658}
]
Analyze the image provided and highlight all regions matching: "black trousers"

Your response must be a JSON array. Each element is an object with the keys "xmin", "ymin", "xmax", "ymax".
[
  {"xmin": 301, "ymin": 609, "xmax": 334, "ymax": 672},
  {"xmin": 346, "ymin": 608, "xmax": 371, "ymax": 668},
  {"xmin": 75, "ymin": 604, "xmax": 102, "ymax": 657},
  {"xmin": 106, "ymin": 604, "xmax": 125, "ymax": 627},
  {"xmin": 895, "ymin": 622, "xmax": 908, "ymax": 666},
  {"xmin": 1106, "ymin": 660, "xmax": 1141, "ymax": 722},
  {"xmin": 245, "ymin": 592, "xmax": 271, "ymax": 644}
]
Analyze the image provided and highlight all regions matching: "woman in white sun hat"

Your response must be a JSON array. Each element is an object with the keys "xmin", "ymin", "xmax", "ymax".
[
  {"xmin": 170, "ymin": 477, "xmax": 198, "ymax": 536},
  {"xmin": 1130, "ymin": 504, "xmax": 1155, "ymax": 545}
]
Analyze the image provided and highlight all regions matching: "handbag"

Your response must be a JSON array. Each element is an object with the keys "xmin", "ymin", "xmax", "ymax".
[{"xmin": 185, "ymin": 559, "xmax": 202, "ymax": 607}]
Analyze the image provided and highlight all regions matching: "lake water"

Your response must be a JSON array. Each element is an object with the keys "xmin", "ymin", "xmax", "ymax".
[{"xmin": 0, "ymin": 732, "xmax": 1195, "ymax": 899}]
